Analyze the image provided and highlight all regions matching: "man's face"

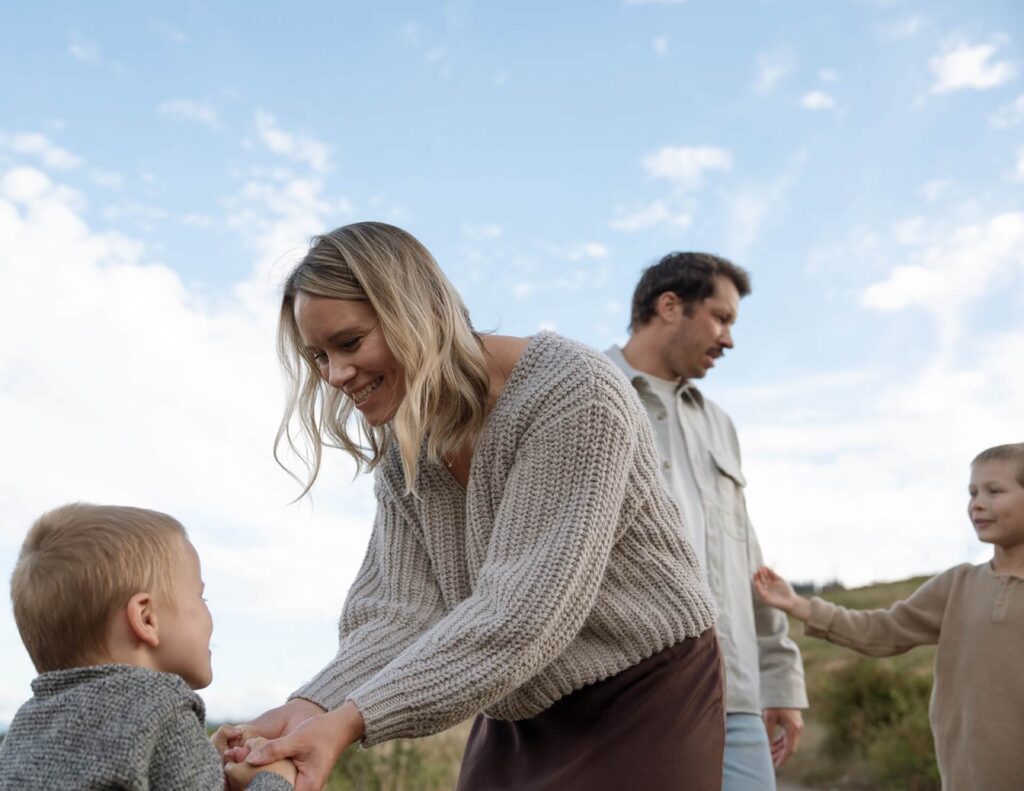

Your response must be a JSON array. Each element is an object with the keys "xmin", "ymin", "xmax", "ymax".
[{"xmin": 662, "ymin": 275, "xmax": 740, "ymax": 382}]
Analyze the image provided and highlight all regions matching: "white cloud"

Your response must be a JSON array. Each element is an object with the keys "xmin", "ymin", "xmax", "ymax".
[
  {"xmin": 879, "ymin": 15, "xmax": 924, "ymax": 40},
  {"xmin": 642, "ymin": 145, "xmax": 732, "ymax": 189},
  {"xmin": 157, "ymin": 99, "xmax": 222, "ymax": 130},
  {"xmin": 0, "ymin": 143, "xmax": 373, "ymax": 723},
  {"xmin": 929, "ymin": 40, "xmax": 1017, "ymax": 95},
  {"xmin": 990, "ymin": 93, "xmax": 1024, "ymax": 129},
  {"xmin": 723, "ymin": 162, "xmax": 801, "ymax": 256},
  {"xmin": 800, "ymin": 90, "xmax": 837, "ymax": 110},
  {"xmin": 624, "ymin": 0, "xmax": 686, "ymax": 4},
  {"xmin": 752, "ymin": 48, "xmax": 795, "ymax": 95},
  {"xmin": 860, "ymin": 211, "xmax": 1024, "ymax": 344},
  {"xmin": 652, "ymin": 35, "xmax": 669, "ymax": 57},
  {"xmin": 0, "ymin": 132, "xmax": 81, "ymax": 170},
  {"xmin": 610, "ymin": 200, "xmax": 691, "ymax": 232},
  {"xmin": 68, "ymin": 31, "xmax": 101, "ymax": 64},
  {"xmin": 818, "ymin": 68, "xmax": 838, "ymax": 83},
  {"xmin": 733, "ymin": 330, "xmax": 1024, "ymax": 588},
  {"xmin": 253, "ymin": 111, "xmax": 331, "ymax": 174},
  {"xmin": 1015, "ymin": 148, "xmax": 1024, "ymax": 182}
]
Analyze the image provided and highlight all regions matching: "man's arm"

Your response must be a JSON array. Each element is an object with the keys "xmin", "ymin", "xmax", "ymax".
[{"xmin": 748, "ymin": 526, "xmax": 808, "ymax": 769}]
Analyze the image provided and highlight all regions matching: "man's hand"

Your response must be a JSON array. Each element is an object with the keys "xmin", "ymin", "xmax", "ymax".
[{"xmin": 762, "ymin": 708, "xmax": 803, "ymax": 769}]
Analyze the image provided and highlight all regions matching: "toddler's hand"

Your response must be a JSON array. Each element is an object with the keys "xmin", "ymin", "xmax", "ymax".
[
  {"xmin": 212, "ymin": 724, "xmax": 261, "ymax": 765},
  {"xmin": 225, "ymin": 737, "xmax": 297, "ymax": 789}
]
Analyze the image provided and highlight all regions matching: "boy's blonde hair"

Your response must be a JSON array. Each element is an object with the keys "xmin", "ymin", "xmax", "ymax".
[
  {"xmin": 275, "ymin": 221, "xmax": 490, "ymax": 496},
  {"xmin": 972, "ymin": 443, "xmax": 1024, "ymax": 486},
  {"xmin": 10, "ymin": 503, "xmax": 187, "ymax": 673}
]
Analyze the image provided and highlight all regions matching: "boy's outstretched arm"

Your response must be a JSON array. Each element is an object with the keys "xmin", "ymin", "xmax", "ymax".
[
  {"xmin": 753, "ymin": 567, "xmax": 812, "ymax": 622},
  {"xmin": 755, "ymin": 565, "xmax": 951, "ymax": 657}
]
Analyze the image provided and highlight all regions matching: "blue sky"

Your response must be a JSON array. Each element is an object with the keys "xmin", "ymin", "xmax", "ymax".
[{"xmin": 2, "ymin": 0, "xmax": 1022, "ymax": 724}]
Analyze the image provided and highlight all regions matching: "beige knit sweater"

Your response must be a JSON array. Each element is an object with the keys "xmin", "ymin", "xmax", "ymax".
[
  {"xmin": 294, "ymin": 332, "xmax": 717, "ymax": 745},
  {"xmin": 806, "ymin": 562, "xmax": 1024, "ymax": 791}
]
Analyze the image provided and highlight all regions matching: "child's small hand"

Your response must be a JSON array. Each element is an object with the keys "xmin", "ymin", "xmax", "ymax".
[
  {"xmin": 225, "ymin": 737, "xmax": 297, "ymax": 789},
  {"xmin": 212, "ymin": 724, "xmax": 261, "ymax": 765},
  {"xmin": 753, "ymin": 566, "xmax": 811, "ymax": 621}
]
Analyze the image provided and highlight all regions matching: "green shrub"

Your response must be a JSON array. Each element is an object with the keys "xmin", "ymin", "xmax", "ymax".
[{"xmin": 818, "ymin": 659, "xmax": 938, "ymax": 790}]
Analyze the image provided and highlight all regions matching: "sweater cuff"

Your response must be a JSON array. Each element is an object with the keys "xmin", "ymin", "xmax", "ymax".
[
  {"xmin": 249, "ymin": 770, "xmax": 297, "ymax": 791},
  {"xmin": 348, "ymin": 678, "xmax": 456, "ymax": 747},
  {"xmin": 290, "ymin": 671, "xmax": 349, "ymax": 713},
  {"xmin": 804, "ymin": 597, "xmax": 836, "ymax": 639}
]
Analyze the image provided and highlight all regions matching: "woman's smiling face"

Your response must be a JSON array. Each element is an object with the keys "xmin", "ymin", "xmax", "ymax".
[{"xmin": 293, "ymin": 291, "xmax": 406, "ymax": 426}]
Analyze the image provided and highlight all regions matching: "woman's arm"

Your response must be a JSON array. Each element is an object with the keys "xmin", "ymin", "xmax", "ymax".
[
  {"xmin": 345, "ymin": 397, "xmax": 639, "ymax": 745},
  {"xmin": 288, "ymin": 472, "xmax": 446, "ymax": 711}
]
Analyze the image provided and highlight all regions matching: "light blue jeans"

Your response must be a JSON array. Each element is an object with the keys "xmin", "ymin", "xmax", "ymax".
[{"xmin": 723, "ymin": 713, "xmax": 776, "ymax": 791}]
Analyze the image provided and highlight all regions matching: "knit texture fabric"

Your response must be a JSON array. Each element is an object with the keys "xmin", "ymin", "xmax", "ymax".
[
  {"xmin": 293, "ymin": 331, "xmax": 717, "ymax": 746},
  {"xmin": 0, "ymin": 664, "xmax": 291, "ymax": 791}
]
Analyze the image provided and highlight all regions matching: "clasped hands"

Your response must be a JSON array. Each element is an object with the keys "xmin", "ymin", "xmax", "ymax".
[{"xmin": 211, "ymin": 698, "xmax": 365, "ymax": 791}]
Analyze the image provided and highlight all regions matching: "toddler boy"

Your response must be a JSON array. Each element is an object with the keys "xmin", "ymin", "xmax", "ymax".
[{"xmin": 0, "ymin": 503, "xmax": 295, "ymax": 790}]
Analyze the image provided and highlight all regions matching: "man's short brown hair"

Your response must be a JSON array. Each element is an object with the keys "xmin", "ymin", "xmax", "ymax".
[
  {"xmin": 629, "ymin": 252, "xmax": 752, "ymax": 331},
  {"xmin": 10, "ymin": 503, "xmax": 186, "ymax": 673},
  {"xmin": 972, "ymin": 443, "xmax": 1024, "ymax": 486}
]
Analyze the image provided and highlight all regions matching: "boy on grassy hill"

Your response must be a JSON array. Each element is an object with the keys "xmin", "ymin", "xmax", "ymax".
[
  {"xmin": 753, "ymin": 443, "xmax": 1024, "ymax": 791},
  {"xmin": 0, "ymin": 503, "xmax": 296, "ymax": 790}
]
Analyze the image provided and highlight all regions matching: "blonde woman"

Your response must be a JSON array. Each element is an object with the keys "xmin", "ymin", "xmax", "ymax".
[{"xmin": 227, "ymin": 222, "xmax": 724, "ymax": 790}]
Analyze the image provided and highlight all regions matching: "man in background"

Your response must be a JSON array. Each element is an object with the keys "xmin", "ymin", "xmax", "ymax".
[{"xmin": 607, "ymin": 252, "xmax": 807, "ymax": 791}]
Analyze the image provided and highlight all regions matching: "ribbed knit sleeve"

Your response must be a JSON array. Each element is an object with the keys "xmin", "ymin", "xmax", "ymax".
[
  {"xmin": 805, "ymin": 567, "xmax": 954, "ymax": 657},
  {"xmin": 347, "ymin": 398, "xmax": 637, "ymax": 745},
  {"xmin": 291, "ymin": 473, "xmax": 446, "ymax": 710}
]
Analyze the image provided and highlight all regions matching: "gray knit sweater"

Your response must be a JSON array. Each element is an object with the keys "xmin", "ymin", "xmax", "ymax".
[
  {"xmin": 0, "ymin": 664, "xmax": 291, "ymax": 791},
  {"xmin": 293, "ymin": 332, "xmax": 717, "ymax": 746}
]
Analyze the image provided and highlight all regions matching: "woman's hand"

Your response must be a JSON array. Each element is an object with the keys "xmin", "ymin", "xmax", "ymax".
[
  {"xmin": 219, "ymin": 699, "xmax": 327, "ymax": 766},
  {"xmin": 753, "ymin": 566, "xmax": 811, "ymax": 622},
  {"xmin": 245, "ymin": 701, "xmax": 365, "ymax": 791}
]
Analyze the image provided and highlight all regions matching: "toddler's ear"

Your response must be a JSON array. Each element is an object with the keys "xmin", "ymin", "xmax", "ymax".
[{"xmin": 125, "ymin": 592, "xmax": 160, "ymax": 648}]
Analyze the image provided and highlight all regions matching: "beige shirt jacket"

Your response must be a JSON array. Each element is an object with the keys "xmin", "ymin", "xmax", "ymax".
[{"xmin": 608, "ymin": 346, "xmax": 808, "ymax": 714}]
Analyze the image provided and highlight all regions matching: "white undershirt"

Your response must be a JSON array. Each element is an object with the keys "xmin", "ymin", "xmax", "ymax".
[{"xmin": 644, "ymin": 374, "xmax": 708, "ymax": 578}]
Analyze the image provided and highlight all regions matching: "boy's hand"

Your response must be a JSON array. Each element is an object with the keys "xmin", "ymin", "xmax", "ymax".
[
  {"xmin": 225, "ymin": 737, "xmax": 297, "ymax": 789},
  {"xmin": 212, "ymin": 724, "xmax": 261, "ymax": 765},
  {"xmin": 753, "ymin": 566, "xmax": 811, "ymax": 621}
]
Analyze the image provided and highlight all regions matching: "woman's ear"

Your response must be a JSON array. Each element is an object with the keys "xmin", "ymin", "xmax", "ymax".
[{"xmin": 124, "ymin": 592, "xmax": 160, "ymax": 648}]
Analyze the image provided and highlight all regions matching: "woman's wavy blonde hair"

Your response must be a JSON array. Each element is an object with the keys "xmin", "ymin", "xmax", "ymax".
[{"xmin": 275, "ymin": 222, "xmax": 490, "ymax": 496}]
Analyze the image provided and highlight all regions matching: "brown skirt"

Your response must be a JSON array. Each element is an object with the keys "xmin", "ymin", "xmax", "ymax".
[{"xmin": 456, "ymin": 628, "xmax": 725, "ymax": 791}]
